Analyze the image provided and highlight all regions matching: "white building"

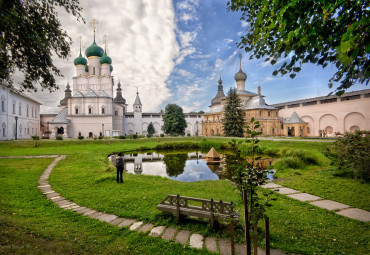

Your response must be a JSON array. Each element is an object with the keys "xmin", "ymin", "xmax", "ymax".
[
  {"xmin": 272, "ymin": 89, "xmax": 370, "ymax": 137},
  {"xmin": 0, "ymin": 86, "xmax": 41, "ymax": 140},
  {"xmin": 41, "ymin": 34, "xmax": 202, "ymax": 138}
]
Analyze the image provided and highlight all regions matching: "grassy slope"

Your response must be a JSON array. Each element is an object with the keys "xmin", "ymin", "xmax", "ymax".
[
  {"xmin": 0, "ymin": 158, "xmax": 213, "ymax": 255},
  {"xmin": 1, "ymin": 138, "xmax": 369, "ymax": 254}
]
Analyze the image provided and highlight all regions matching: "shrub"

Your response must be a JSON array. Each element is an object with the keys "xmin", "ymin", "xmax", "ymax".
[
  {"xmin": 187, "ymin": 133, "xmax": 191, "ymax": 137},
  {"xmin": 78, "ymin": 135, "xmax": 84, "ymax": 140},
  {"xmin": 160, "ymin": 134, "xmax": 164, "ymax": 137},
  {"xmin": 118, "ymin": 135, "xmax": 126, "ymax": 139},
  {"xmin": 280, "ymin": 149, "xmax": 320, "ymax": 165},
  {"xmin": 56, "ymin": 136, "xmax": 63, "ymax": 140},
  {"xmin": 98, "ymin": 136, "xmax": 103, "ymax": 139},
  {"xmin": 273, "ymin": 157, "xmax": 305, "ymax": 171},
  {"xmin": 133, "ymin": 134, "xmax": 138, "ymax": 139},
  {"xmin": 324, "ymin": 131, "xmax": 369, "ymax": 181},
  {"xmin": 31, "ymin": 135, "xmax": 39, "ymax": 140},
  {"xmin": 147, "ymin": 134, "xmax": 152, "ymax": 138},
  {"xmin": 155, "ymin": 142, "xmax": 200, "ymax": 150}
]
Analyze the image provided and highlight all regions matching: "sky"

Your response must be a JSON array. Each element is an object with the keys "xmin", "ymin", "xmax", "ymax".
[{"xmin": 20, "ymin": 0, "xmax": 365, "ymax": 114}]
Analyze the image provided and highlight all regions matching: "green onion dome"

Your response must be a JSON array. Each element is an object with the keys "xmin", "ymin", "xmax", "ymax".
[
  {"xmin": 110, "ymin": 65, "xmax": 113, "ymax": 72},
  {"xmin": 85, "ymin": 41, "xmax": 104, "ymax": 58},
  {"xmin": 73, "ymin": 52, "xmax": 87, "ymax": 66},
  {"xmin": 100, "ymin": 52, "xmax": 112, "ymax": 64},
  {"xmin": 85, "ymin": 65, "xmax": 89, "ymax": 72}
]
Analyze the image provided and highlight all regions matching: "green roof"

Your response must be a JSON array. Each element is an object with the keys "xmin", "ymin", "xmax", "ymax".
[
  {"xmin": 73, "ymin": 52, "xmax": 87, "ymax": 66},
  {"xmin": 100, "ymin": 52, "xmax": 112, "ymax": 64},
  {"xmin": 85, "ymin": 41, "xmax": 104, "ymax": 58}
]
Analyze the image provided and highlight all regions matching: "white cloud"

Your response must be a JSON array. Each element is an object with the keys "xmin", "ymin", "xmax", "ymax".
[
  {"xmin": 241, "ymin": 20, "xmax": 249, "ymax": 27},
  {"xmin": 24, "ymin": 0, "xmax": 180, "ymax": 113},
  {"xmin": 215, "ymin": 58, "xmax": 223, "ymax": 70},
  {"xmin": 224, "ymin": 38, "xmax": 233, "ymax": 44},
  {"xmin": 177, "ymin": 69, "xmax": 192, "ymax": 77},
  {"xmin": 179, "ymin": 31, "xmax": 197, "ymax": 48}
]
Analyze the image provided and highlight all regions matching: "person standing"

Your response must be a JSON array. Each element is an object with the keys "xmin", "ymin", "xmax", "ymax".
[{"xmin": 116, "ymin": 152, "xmax": 124, "ymax": 183}]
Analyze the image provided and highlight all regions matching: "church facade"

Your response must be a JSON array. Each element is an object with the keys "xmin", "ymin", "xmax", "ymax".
[
  {"xmin": 201, "ymin": 57, "xmax": 306, "ymax": 137},
  {"xmin": 40, "ymin": 35, "xmax": 202, "ymax": 139}
]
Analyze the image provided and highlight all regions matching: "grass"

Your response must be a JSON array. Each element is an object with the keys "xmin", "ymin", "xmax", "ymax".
[
  {"xmin": 0, "ymin": 137, "xmax": 369, "ymax": 254},
  {"xmin": 0, "ymin": 158, "xmax": 213, "ymax": 254}
]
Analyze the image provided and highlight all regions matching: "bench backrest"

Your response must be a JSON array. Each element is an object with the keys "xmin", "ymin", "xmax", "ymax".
[{"xmin": 159, "ymin": 194, "xmax": 235, "ymax": 215}]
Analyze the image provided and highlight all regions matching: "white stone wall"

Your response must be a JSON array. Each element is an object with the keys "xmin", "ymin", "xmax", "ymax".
[
  {"xmin": 124, "ymin": 113, "xmax": 202, "ymax": 136},
  {"xmin": 0, "ymin": 87, "xmax": 41, "ymax": 140},
  {"xmin": 275, "ymin": 90, "xmax": 370, "ymax": 136}
]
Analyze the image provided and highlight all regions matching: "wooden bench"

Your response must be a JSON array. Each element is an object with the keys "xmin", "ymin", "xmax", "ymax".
[{"xmin": 157, "ymin": 194, "xmax": 239, "ymax": 228}]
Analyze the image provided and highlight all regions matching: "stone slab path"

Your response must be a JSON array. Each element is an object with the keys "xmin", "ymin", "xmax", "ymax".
[{"xmin": 261, "ymin": 183, "xmax": 370, "ymax": 222}]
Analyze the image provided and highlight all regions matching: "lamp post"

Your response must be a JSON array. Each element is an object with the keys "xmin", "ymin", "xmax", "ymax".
[{"xmin": 15, "ymin": 116, "xmax": 18, "ymax": 140}]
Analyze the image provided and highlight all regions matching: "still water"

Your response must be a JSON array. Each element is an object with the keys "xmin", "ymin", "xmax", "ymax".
[{"xmin": 120, "ymin": 151, "xmax": 275, "ymax": 182}]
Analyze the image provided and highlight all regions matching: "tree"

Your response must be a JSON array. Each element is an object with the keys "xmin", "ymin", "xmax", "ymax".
[
  {"xmin": 222, "ymin": 88, "xmax": 245, "ymax": 137},
  {"xmin": 162, "ymin": 104, "xmax": 187, "ymax": 136},
  {"xmin": 324, "ymin": 131, "xmax": 369, "ymax": 181},
  {"xmin": 147, "ymin": 122, "xmax": 155, "ymax": 135},
  {"xmin": 0, "ymin": 0, "xmax": 84, "ymax": 92},
  {"xmin": 228, "ymin": 1, "xmax": 369, "ymax": 95},
  {"xmin": 229, "ymin": 118, "xmax": 273, "ymax": 254}
]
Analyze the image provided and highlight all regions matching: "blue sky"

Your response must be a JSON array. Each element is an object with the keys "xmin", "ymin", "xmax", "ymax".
[
  {"xmin": 168, "ymin": 0, "xmax": 364, "ymax": 112},
  {"xmin": 25, "ymin": 0, "xmax": 365, "ymax": 114}
]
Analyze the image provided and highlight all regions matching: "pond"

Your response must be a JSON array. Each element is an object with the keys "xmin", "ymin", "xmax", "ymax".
[{"xmin": 114, "ymin": 151, "xmax": 275, "ymax": 182}]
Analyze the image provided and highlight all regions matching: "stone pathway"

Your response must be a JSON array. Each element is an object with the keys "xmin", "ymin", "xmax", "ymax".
[{"xmin": 261, "ymin": 183, "xmax": 370, "ymax": 222}]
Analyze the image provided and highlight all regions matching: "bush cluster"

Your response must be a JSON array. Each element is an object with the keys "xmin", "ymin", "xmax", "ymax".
[
  {"xmin": 31, "ymin": 135, "xmax": 39, "ymax": 140},
  {"xmin": 78, "ymin": 135, "xmax": 84, "ymax": 140},
  {"xmin": 155, "ymin": 142, "xmax": 200, "ymax": 150},
  {"xmin": 56, "ymin": 136, "xmax": 63, "ymax": 140},
  {"xmin": 324, "ymin": 131, "xmax": 369, "ymax": 181}
]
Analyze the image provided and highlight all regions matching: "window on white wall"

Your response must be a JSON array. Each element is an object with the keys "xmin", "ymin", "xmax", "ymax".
[
  {"xmin": 2, "ymin": 123, "xmax": 6, "ymax": 137},
  {"xmin": 1, "ymin": 96, "xmax": 5, "ymax": 112},
  {"xmin": 19, "ymin": 104, "xmax": 22, "ymax": 115},
  {"xmin": 12, "ymin": 101, "xmax": 16, "ymax": 114},
  {"xmin": 88, "ymin": 107, "xmax": 92, "ymax": 114},
  {"xmin": 27, "ymin": 105, "xmax": 29, "ymax": 117},
  {"xmin": 101, "ymin": 107, "xmax": 105, "ymax": 114}
]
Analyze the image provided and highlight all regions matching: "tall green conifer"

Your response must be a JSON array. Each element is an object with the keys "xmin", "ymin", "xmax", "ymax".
[{"xmin": 222, "ymin": 88, "xmax": 245, "ymax": 137}]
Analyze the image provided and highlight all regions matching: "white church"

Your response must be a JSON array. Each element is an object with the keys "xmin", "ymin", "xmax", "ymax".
[{"xmin": 40, "ymin": 34, "xmax": 202, "ymax": 139}]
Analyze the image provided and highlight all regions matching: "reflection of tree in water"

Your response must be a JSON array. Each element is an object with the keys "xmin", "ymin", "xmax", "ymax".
[
  {"xmin": 163, "ymin": 154, "xmax": 188, "ymax": 177},
  {"xmin": 222, "ymin": 154, "xmax": 238, "ymax": 180}
]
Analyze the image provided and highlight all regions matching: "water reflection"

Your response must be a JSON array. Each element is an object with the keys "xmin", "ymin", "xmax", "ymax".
[{"xmin": 120, "ymin": 151, "xmax": 276, "ymax": 182}]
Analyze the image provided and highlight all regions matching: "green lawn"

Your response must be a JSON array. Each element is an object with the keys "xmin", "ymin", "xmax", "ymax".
[
  {"xmin": 0, "ymin": 138, "xmax": 369, "ymax": 254},
  {"xmin": 0, "ymin": 158, "xmax": 213, "ymax": 255}
]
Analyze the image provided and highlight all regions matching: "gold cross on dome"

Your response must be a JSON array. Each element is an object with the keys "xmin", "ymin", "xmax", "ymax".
[{"xmin": 90, "ymin": 19, "xmax": 98, "ymax": 32}]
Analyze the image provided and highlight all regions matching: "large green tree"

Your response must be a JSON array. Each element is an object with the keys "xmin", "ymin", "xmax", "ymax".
[
  {"xmin": 147, "ymin": 122, "xmax": 155, "ymax": 135},
  {"xmin": 222, "ymin": 88, "xmax": 245, "ymax": 137},
  {"xmin": 0, "ymin": 0, "xmax": 84, "ymax": 92},
  {"xmin": 162, "ymin": 104, "xmax": 187, "ymax": 135},
  {"xmin": 228, "ymin": 0, "xmax": 369, "ymax": 95}
]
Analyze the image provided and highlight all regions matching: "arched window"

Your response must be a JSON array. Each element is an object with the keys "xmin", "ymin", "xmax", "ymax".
[
  {"xmin": 19, "ymin": 103, "xmax": 22, "ymax": 115},
  {"xmin": 88, "ymin": 106, "xmax": 92, "ymax": 114},
  {"xmin": 19, "ymin": 125, "xmax": 22, "ymax": 135},
  {"xmin": 2, "ymin": 123, "xmax": 6, "ymax": 137},
  {"xmin": 12, "ymin": 100, "xmax": 16, "ymax": 114},
  {"xmin": 115, "ymin": 110, "xmax": 118, "ymax": 116},
  {"xmin": 75, "ymin": 106, "xmax": 79, "ymax": 114},
  {"xmin": 93, "ymin": 67, "xmax": 95, "ymax": 75},
  {"xmin": 101, "ymin": 106, "xmax": 105, "ymax": 114},
  {"xmin": 1, "ymin": 96, "xmax": 5, "ymax": 112},
  {"xmin": 26, "ymin": 105, "xmax": 29, "ymax": 117},
  {"xmin": 259, "ymin": 111, "xmax": 262, "ymax": 117},
  {"xmin": 31, "ymin": 106, "xmax": 34, "ymax": 117},
  {"xmin": 35, "ymin": 110, "xmax": 37, "ymax": 117}
]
